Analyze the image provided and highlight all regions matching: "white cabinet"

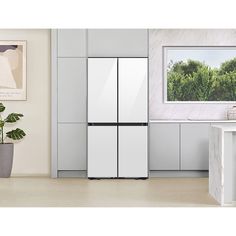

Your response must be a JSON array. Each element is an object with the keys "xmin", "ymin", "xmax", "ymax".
[
  {"xmin": 118, "ymin": 126, "xmax": 148, "ymax": 178},
  {"xmin": 88, "ymin": 58, "xmax": 117, "ymax": 123},
  {"xmin": 119, "ymin": 58, "xmax": 148, "ymax": 123},
  {"xmin": 149, "ymin": 124, "xmax": 180, "ymax": 170},
  {"xmin": 58, "ymin": 124, "xmax": 86, "ymax": 170},
  {"xmin": 181, "ymin": 124, "xmax": 209, "ymax": 170},
  {"xmin": 58, "ymin": 58, "xmax": 87, "ymax": 123},
  {"xmin": 88, "ymin": 126, "xmax": 117, "ymax": 178}
]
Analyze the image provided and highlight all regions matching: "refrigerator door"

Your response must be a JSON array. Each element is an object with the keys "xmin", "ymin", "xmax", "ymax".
[
  {"xmin": 119, "ymin": 58, "xmax": 148, "ymax": 123},
  {"xmin": 118, "ymin": 126, "xmax": 148, "ymax": 178},
  {"xmin": 88, "ymin": 126, "xmax": 117, "ymax": 178},
  {"xmin": 88, "ymin": 58, "xmax": 117, "ymax": 123}
]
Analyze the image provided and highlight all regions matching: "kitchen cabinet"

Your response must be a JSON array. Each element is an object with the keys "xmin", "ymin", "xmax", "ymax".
[
  {"xmin": 181, "ymin": 124, "xmax": 209, "ymax": 170},
  {"xmin": 149, "ymin": 123, "xmax": 180, "ymax": 170}
]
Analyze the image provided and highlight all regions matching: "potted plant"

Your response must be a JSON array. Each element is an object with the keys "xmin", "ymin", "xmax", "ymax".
[{"xmin": 0, "ymin": 103, "xmax": 26, "ymax": 177}]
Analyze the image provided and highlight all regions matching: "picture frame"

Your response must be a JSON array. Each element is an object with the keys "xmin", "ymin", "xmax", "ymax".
[
  {"xmin": 0, "ymin": 40, "xmax": 27, "ymax": 101},
  {"xmin": 163, "ymin": 46, "xmax": 236, "ymax": 103}
]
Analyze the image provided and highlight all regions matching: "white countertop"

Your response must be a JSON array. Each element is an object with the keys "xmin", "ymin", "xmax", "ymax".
[
  {"xmin": 211, "ymin": 124, "xmax": 236, "ymax": 132},
  {"xmin": 150, "ymin": 120, "xmax": 236, "ymax": 123}
]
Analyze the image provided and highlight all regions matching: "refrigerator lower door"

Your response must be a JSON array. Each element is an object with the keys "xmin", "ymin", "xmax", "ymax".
[
  {"xmin": 88, "ymin": 126, "xmax": 117, "ymax": 178},
  {"xmin": 118, "ymin": 126, "xmax": 148, "ymax": 178}
]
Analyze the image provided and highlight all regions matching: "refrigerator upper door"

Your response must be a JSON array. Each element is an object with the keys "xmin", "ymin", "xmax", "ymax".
[
  {"xmin": 118, "ymin": 126, "xmax": 148, "ymax": 178},
  {"xmin": 88, "ymin": 126, "xmax": 117, "ymax": 178},
  {"xmin": 119, "ymin": 58, "xmax": 148, "ymax": 123},
  {"xmin": 88, "ymin": 58, "xmax": 117, "ymax": 123}
]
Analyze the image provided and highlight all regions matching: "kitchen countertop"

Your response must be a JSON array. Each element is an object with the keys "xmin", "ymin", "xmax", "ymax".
[{"xmin": 211, "ymin": 124, "xmax": 236, "ymax": 132}]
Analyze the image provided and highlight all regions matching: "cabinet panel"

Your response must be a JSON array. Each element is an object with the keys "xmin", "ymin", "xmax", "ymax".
[
  {"xmin": 88, "ymin": 29, "xmax": 148, "ymax": 57},
  {"xmin": 58, "ymin": 124, "xmax": 86, "ymax": 170},
  {"xmin": 119, "ymin": 58, "xmax": 148, "ymax": 123},
  {"xmin": 150, "ymin": 124, "xmax": 179, "ymax": 170},
  {"xmin": 118, "ymin": 126, "xmax": 148, "ymax": 178},
  {"xmin": 181, "ymin": 124, "xmax": 209, "ymax": 170},
  {"xmin": 88, "ymin": 58, "xmax": 117, "ymax": 123},
  {"xmin": 88, "ymin": 126, "xmax": 117, "ymax": 178},
  {"xmin": 58, "ymin": 58, "xmax": 87, "ymax": 123},
  {"xmin": 58, "ymin": 29, "xmax": 87, "ymax": 57}
]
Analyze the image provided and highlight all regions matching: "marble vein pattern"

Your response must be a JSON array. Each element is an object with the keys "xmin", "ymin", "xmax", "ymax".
[{"xmin": 209, "ymin": 127, "xmax": 223, "ymax": 205}]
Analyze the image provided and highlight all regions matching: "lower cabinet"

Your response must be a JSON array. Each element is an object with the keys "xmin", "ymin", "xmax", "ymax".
[
  {"xmin": 150, "ymin": 123, "xmax": 179, "ymax": 170},
  {"xmin": 181, "ymin": 124, "xmax": 209, "ymax": 170},
  {"xmin": 88, "ymin": 126, "xmax": 148, "ymax": 178},
  {"xmin": 88, "ymin": 126, "xmax": 117, "ymax": 178},
  {"xmin": 149, "ymin": 123, "xmax": 210, "ymax": 171},
  {"xmin": 119, "ymin": 126, "xmax": 148, "ymax": 178},
  {"xmin": 58, "ymin": 123, "xmax": 86, "ymax": 170}
]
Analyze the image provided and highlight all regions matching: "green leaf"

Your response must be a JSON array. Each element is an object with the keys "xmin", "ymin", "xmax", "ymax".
[
  {"xmin": 6, "ymin": 128, "xmax": 26, "ymax": 140},
  {"xmin": 5, "ymin": 113, "xmax": 24, "ymax": 123},
  {"xmin": 0, "ymin": 120, "xmax": 4, "ymax": 128},
  {"xmin": 0, "ymin": 103, "xmax": 5, "ymax": 112}
]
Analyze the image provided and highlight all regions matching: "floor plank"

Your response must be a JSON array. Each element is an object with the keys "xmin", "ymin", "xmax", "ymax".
[{"xmin": 0, "ymin": 177, "xmax": 219, "ymax": 207}]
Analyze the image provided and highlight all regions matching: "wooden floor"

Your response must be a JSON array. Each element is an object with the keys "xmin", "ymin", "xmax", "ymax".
[{"xmin": 0, "ymin": 177, "xmax": 219, "ymax": 207}]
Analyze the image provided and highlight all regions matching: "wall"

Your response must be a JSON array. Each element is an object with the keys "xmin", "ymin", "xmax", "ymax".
[
  {"xmin": 0, "ymin": 29, "xmax": 50, "ymax": 176},
  {"xmin": 149, "ymin": 29, "xmax": 236, "ymax": 120}
]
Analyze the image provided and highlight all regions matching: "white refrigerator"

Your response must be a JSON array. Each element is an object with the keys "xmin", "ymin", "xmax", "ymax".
[{"xmin": 88, "ymin": 58, "xmax": 148, "ymax": 178}]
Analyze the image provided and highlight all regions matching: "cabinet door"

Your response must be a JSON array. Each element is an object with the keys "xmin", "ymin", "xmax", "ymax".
[
  {"xmin": 149, "ymin": 124, "xmax": 179, "ymax": 170},
  {"xmin": 58, "ymin": 124, "xmax": 86, "ymax": 170},
  {"xmin": 88, "ymin": 29, "xmax": 148, "ymax": 57},
  {"xmin": 88, "ymin": 126, "xmax": 117, "ymax": 178},
  {"xmin": 118, "ymin": 126, "xmax": 148, "ymax": 178},
  {"xmin": 58, "ymin": 58, "xmax": 87, "ymax": 122},
  {"xmin": 119, "ymin": 58, "xmax": 148, "ymax": 123},
  {"xmin": 181, "ymin": 124, "xmax": 209, "ymax": 170},
  {"xmin": 58, "ymin": 29, "xmax": 87, "ymax": 57},
  {"xmin": 88, "ymin": 58, "xmax": 117, "ymax": 123}
]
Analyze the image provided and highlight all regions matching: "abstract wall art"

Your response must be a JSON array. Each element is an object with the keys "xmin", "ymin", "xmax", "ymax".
[{"xmin": 0, "ymin": 41, "xmax": 26, "ymax": 100}]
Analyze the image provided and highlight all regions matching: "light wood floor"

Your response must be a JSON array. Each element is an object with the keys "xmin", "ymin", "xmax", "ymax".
[{"xmin": 0, "ymin": 177, "xmax": 219, "ymax": 207}]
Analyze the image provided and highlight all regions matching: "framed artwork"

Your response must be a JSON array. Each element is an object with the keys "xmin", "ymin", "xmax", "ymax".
[
  {"xmin": 0, "ymin": 41, "xmax": 26, "ymax": 100},
  {"xmin": 163, "ymin": 46, "xmax": 236, "ymax": 103}
]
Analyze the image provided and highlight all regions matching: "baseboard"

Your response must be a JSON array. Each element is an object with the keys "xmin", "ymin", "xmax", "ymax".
[
  {"xmin": 150, "ymin": 170, "xmax": 209, "ymax": 178},
  {"xmin": 58, "ymin": 170, "xmax": 87, "ymax": 178},
  {"xmin": 11, "ymin": 173, "xmax": 50, "ymax": 177}
]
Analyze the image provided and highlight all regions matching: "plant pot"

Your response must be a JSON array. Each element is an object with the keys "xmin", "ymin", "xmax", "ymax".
[{"xmin": 0, "ymin": 143, "xmax": 14, "ymax": 178}]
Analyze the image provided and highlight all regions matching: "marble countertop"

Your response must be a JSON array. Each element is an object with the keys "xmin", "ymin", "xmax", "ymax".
[{"xmin": 211, "ymin": 124, "xmax": 236, "ymax": 132}]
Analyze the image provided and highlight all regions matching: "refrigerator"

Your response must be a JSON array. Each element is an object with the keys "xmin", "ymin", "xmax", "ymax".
[{"xmin": 88, "ymin": 58, "xmax": 148, "ymax": 178}]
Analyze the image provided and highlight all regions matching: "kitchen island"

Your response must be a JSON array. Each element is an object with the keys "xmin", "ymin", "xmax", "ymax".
[{"xmin": 209, "ymin": 124, "xmax": 236, "ymax": 206}]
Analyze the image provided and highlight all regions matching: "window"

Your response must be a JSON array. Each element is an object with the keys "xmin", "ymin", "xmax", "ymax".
[{"xmin": 163, "ymin": 46, "xmax": 236, "ymax": 103}]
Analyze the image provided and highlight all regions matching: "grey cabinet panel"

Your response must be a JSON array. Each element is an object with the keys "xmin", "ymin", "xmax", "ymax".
[
  {"xmin": 58, "ymin": 29, "xmax": 87, "ymax": 57},
  {"xmin": 181, "ymin": 124, "xmax": 209, "ymax": 170},
  {"xmin": 150, "ymin": 124, "xmax": 180, "ymax": 170},
  {"xmin": 58, "ymin": 58, "xmax": 86, "ymax": 123},
  {"xmin": 88, "ymin": 29, "xmax": 148, "ymax": 57},
  {"xmin": 58, "ymin": 123, "xmax": 86, "ymax": 170}
]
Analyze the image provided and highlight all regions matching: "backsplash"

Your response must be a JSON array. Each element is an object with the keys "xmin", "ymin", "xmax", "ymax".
[{"xmin": 149, "ymin": 29, "xmax": 236, "ymax": 120}]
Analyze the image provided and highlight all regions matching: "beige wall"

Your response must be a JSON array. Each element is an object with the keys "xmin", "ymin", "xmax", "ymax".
[{"xmin": 0, "ymin": 29, "xmax": 50, "ymax": 176}]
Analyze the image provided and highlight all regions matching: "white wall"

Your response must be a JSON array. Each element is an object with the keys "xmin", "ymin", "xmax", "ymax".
[
  {"xmin": 149, "ymin": 29, "xmax": 236, "ymax": 120},
  {"xmin": 0, "ymin": 29, "xmax": 50, "ymax": 176}
]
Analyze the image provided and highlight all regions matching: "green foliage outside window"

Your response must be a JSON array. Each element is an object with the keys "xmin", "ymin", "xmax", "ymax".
[{"xmin": 167, "ymin": 58, "xmax": 236, "ymax": 101}]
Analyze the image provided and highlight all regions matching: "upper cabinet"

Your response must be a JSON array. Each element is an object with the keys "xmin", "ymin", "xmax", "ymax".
[
  {"xmin": 88, "ymin": 29, "xmax": 148, "ymax": 57},
  {"xmin": 88, "ymin": 58, "xmax": 118, "ymax": 123},
  {"xmin": 58, "ymin": 29, "xmax": 87, "ymax": 57},
  {"xmin": 58, "ymin": 58, "xmax": 87, "ymax": 123},
  {"xmin": 119, "ymin": 58, "xmax": 148, "ymax": 123}
]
